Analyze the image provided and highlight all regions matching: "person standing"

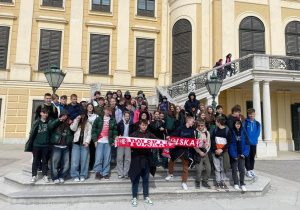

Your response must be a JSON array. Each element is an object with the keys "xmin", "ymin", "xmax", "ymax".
[
  {"xmin": 165, "ymin": 103, "xmax": 176, "ymax": 135},
  {"xmin": 92, "ymin": 91, "xmax": 101, "ymax": 107},
  {"xmin": 59, "ymin": 95, "xmax": 68, "ymax": 111},
  {"xmin": 35, "ymin": 93, "xmax": 58, "ymax": 120},
  {"xmin": 110, "ymin": 98, "xmax": 122, "ymax": 162},
  {"xmin": 86, "ymin": 103, "xmax": 98, "ymax": 170},
  {"xmin": 184, "ymin": 92, "xmax": 199, "ymax": 116},
  {"xmin": 66, "ymin": 94, "xmax": 81, "ymax": 122}
]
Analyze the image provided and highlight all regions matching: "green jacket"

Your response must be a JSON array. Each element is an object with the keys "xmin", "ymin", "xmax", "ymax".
[
  {"xmin": 165, "ymin": 114, "xmax": 176, "ymax": 131},
  {"xmin": 48, "ymin": 119, "xmax": 74, "ymax": 146},
  {"xmin": 92, "ymin": 115, "xmax": 118, "ymax": 144},
  {"xmin": 94, "ymin": 106, "xmax": 104, "ymax": 116}
]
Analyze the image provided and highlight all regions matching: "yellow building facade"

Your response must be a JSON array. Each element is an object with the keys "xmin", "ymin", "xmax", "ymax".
[{"xmin": 0, "ymin": 0, "xmax": 300, "ymax": 155}]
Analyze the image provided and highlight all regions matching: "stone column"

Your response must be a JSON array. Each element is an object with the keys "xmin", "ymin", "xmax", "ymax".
[
  {"xmin": 113, "ymin": 0, "xmax": 131, "ymax": 86},
  {"xmin": 10, "ymin": 0, "xmax": 35, "ymax": 81},
  {"xmin": 221, "ymin": 0, "xmax": 235, "ymax": 58},
  {"xmin": 201, "ymin": 0, "xmax": 210, "ymax": 69},
  {"xmin": 64, "ymin": 0, "xmax": 84, "ymax": 84},
  {"xmin": 253, "ymin": 80, "xmax": 262, "ymax": 141}
]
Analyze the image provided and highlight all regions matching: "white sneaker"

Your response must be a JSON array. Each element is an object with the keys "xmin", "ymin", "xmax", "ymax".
[
  {"xmin": 165, "ymin": 174, "xmax": 173, "ymax": 181},
  {"xmin": 30, "ymin": 176, "xmax": 37, "ymax": 183},
  {"xmin": 234, "ymin": 184, "xmax": 239, "ymax": 190},
  {"xmin": 74, "ymin": 178, "xmax": 80, "ymax": 182},
  {"xmin": 80, "ymin": 178, "xmax": 85, "ymax": 182},
  {"xmin": 144, "ymin": 197, "xmax": 154, "ymax": 205},
  {"xmin": 251, "ymin": 170, "xmax": 258, "ymax": 178},
  {"xmin": 53, "ymin": 179, "xmax": 60, "ymax": 184},
  {"xmin": 182, "ymin": 182, "xmax": 188, "ymax": 191},
  {"xmin": 132, "ymin": 198, "xmax": 137, "ymax": 207},
  {"xmin": 59, "ymin": 178, "xmax": 65, "ymax": 183},
  {"xmin": 246, "ymin": 171, "xmax": 253, "ymax": 178},
  {"xmin": 241, "ymin": 185, "xmax": 247, "ymax": 192},
  {"xmin": 43, "ymin": 175, "xmax": 49, "ymax": 183}
]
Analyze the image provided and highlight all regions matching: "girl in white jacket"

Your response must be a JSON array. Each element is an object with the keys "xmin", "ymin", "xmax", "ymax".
[{"xmin": 70, "ymin": 109, "xmax": 92, "ymax": 182}]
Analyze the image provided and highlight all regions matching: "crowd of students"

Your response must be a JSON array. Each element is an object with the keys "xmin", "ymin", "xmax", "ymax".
[{"xmin": 25, "ymin": 90, "xmax": 261, "ymax": 207}]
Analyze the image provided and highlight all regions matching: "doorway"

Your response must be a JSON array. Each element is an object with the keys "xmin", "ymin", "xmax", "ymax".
[{"xmin": 291, "ymin": 104, "xmax": 300, "ymax": 151}]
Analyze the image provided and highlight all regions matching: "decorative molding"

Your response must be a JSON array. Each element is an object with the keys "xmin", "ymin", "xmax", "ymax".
[
  {"xmin": 35, "ymin": 16, "xmax": 68, "ymax": 24},
  {"xmin": 0, "ymin": 13, "xmax": 17, "ymax": 20},
  {"xmin": 131, "ymin": 25, "xmax": 160, "ymax": 33},
  {"xmin": 85, "ymin": 21, "xmax": 116, "ymax": 29}
]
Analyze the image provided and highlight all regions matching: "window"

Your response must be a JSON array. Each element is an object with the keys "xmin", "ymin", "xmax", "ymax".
[
  {"xmin": 0, "ymin": 26, "xmax": 10, "ymax": 69},
  {"xmin": 0, "ymin": 0, "xmax": 13, "ymax": 3},
  {"xmin": 285, "ymin": 21, "xmax": 300, "ymax": 57},
  {"xmin": 32, "ymin": 100, "xmax": 44, "ymax": 125},
  {"xmin": 136, "ymin": 38, "xmax": 154, "ymax": 77},
  {"xmin": 91, "ymin": 0, "xmax": 110, "ymax": 12},
  {"xmin": 172, "ymin": 19, "xmax": 192, "ymax": 83},
  {"xmin": 89, "ymin": 34, "xmax": 110, "ymax": 75},
  {"xmin": 137, "ymin": 0, "xmax": 155, "ymax": 17},
  {"xmin": 42, "ymin": 0, "xmax": 63, "ymax": 7},
  {"xmin": 239, "ymin": 16, "xmax": 265, "ymax": 57},
  {"xmin": 38, "ymin": 30, "xmax": 62, "ymax": 71}
]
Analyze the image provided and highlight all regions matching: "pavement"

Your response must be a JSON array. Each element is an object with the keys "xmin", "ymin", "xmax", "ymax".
[{"xmin": 0, "ymin": 144, "xmax": 300, "ymax": 210}]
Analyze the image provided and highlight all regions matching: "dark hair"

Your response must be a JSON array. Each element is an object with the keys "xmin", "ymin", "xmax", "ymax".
[
  {"xmin": 51, "ymin": 94, "xmax": 59, "ymax": 100},
  {"xmin": 61, "ymin": 95, "xmax": 67, "ymax": 100},
  {"xmin": 86, "ymin": 103, "xmax": 94, "ymax": 113},
  {"xmin": 247, "ymin": 108, "xmax": 255, "ymax": 115},
  {"xmin": 159, "ymin": 111, "xmax": 164, "ymax": 115},
  {"xmin": 112, "ymin": 92, "xmax": 117, "ymax": 96},
  {"xmin": 218, "ymin": 59, "xmax": 223, "ymax": 62},
  {"xmin": 216, "ymin": 105, "xmax": 223, "ymax": 110},
  {"xmin": 216, "ymin": 117, "xmax": 226, "ymax": 126},
  {"xmin": 153, "ymin": 111, "xmax": 160, "ymax": 115},
  {"xmin": 117, "ymin": 90, "xmax": 122, "ymax": 97},
  {"xmin": 71, "ymin": 94, "xmax": 77, "ymax": 99},
  {"xmin": 125, "ymin": 101, "xmax": 132, "ymax": 107},
  {"xmin": 97, "ymin": 97, "xmax": 105, "ymax": 101},
  {"xmin": 123, "ymin": 111, "xmax": 131, "ymax": 117},
  {"xmin": 167, "ymin": 103, "xmax": 176, "ymax": 118},
  {"xmin": 40, "ymin": 108, "xmax": 49, "ymax": 113},
  {"xmin": 139, "ymin": 119, "xmax": 148, "ymax": 125},
  {"xmin": 44, "ymin": 93, "xmax": 52, "ymax": 97},
  {"xmin": 104, "ymin": 105, "xmax": 112, "ymax": 111},
  {"xmin": 231, "ymin": 105, "xmax": 241, "ymax": 114},
  {"xmin": 197, "ymin": 119, "xmax": 205, "ymax": 125},
  {"xmin": 94, "ymin": 91, "xmax": 101, "ymax": 96},
  {"xmin": 235, "ymin": 120, "xmax": 242, "ymax": 127},
  {"xmin": 226, "ymin": 53, "xmax": 232, "ymax": 58},
  {"xmin": 119, "ymin": 98, "xmax": 126, "ymax": 103}
]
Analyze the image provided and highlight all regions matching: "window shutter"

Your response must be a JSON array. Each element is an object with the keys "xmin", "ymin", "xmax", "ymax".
[
  {"xmin": 42, "ymin": 0, "xmax": 63, "ymax": 7},
  {"xmin": 0, "ymin": 26, "xmax": 9, "ymax": 69},
  {"xmin": 0, "ymin": 0, "xmax": 13, "ymax": 2},
  {"xmin": 285, "ymin": 21, "xmax": 300, "ymax": 56},
  {"xmin": 91, "ymin": 0, "xmax": 110, "ymax": 12},
  {"xmin": 89, "ymin": 34, "xmax": 110, "ymax": 75},
  {"xmin": 136, "ymin": 38, "xmax": 154, "ymax": 77},
  {"xmin": 137, "ymin": 0, "xmax": 155, "ymax": 17}
]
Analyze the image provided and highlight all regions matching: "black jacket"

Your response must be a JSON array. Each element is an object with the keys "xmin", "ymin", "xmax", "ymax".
[
  {"xmin": 149, "ymin": 119, "xmax": 165, "ymax": 139},
  {"xmin": 184, "ymin": 92, "xmax": 200, "ymax": 115},
  {"xmin": 227, "ymin": 115, "xmax": 239, "ymax": 134},
  {"xmin": 35, "ymin": 104, "xmax": 58, "ymax": 120},
  {"xmin": 117, "ymin": 119, "xmax": 134, "ymax": 136}
]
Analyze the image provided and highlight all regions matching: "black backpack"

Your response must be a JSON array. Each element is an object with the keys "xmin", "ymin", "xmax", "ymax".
[{"xmin": 245, "ymin": 120, "xmax": 259, "ymax": 130}]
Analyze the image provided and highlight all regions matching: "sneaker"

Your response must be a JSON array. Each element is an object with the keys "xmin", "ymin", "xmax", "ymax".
[
  {"xmin": 251, "ymin": 170, "xmax": 258, "ymax": 178},
  {"xmin": 182, "ymin": 182, "xmax": 188, "ymax": 191},
  {"xmin": 95, "ymin": 172, "xmax": 101, "ymax": 181},
  {"xmin": 53, "ymin": 179, "xmax": 60, "ymax": 184},
  {"xmin": 132, "ymin": 198, "xmax": 137, "ymax": 207},
  {"xmin": 202, "ymin": 181, "xmax": 211, "ymax": 189},
  {"xmin": 80, "ymin": 178, "xmax": 85, "ymax": 182},
  {"xmin": 246, "ymin": 171, "xmax": 253, "ymax": 178},
  {"xmin": 215, "ymin": 182, "xmax": 221, "ymax": 191},
  {"xmin": 59, "ymin": 178, "xmax": 65, "ymax": 183},
  {"xmin": 74, "ymin": 178, "xmax": 80, "ymax": 182},
  {"xmin": 195, "ymin": 181, "xmax": 200, "ymax": 189},
  {"xmin": 222, "ymin": 182, "xmax": 229, "ymax": 191},
  {"xmin": 241, "ymin": 185, "xmax": 247, "ymax": 192},
  {"xmin": 118, "ymin": 175, "xmax": 123, "ymax": 179},
  {"xmin": 124, "ymin": 176, "xmax": 129, "ymax": 179},
  {"xmin": 165, "ymin": 174, "xmax": 173, "ymax": 181},
  {"xmin": 156, "ymin": 165, "xmax": 162, "ymax": 168},
  {"xmin": 43, "ymin": 175, "xmax": 49, "ymax": 183},
  {"xmin": 30, "ymin": 176, "xmax": 37, "ymax": 183},
  {"xmin": 144, "ymin": 197, "xmax": 154, "ymax": 205},
  {"xmin": 234, "ymin": 184, "xmax": 239, "ymax": 190},
  {"xmin": 104, "ymin": 175, "xmax": 110, "ymax": 181}
]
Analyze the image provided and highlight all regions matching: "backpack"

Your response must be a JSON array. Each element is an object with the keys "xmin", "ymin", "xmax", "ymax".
[
  {"xmin": 42, "ymin": 104, "xmax": 56, "ymax": 113},
  {"xmin": 214, "ymin": 127, "xmax": 229, "ymax": 137},
  {"xmin": 245, "ymin": 120, "xmax": 259, "ymax": 131}
]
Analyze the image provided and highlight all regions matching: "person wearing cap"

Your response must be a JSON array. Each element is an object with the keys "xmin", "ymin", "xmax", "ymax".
[
  {"xmin": 70, "ymin": 109, "xmax": 92, "ymax": 182},
  {"xmin": 136, "ymin": 94, "xmax": 144, "ymax": 109},
  {"xmin": 48, "ymin": 109, "xmax": 74, "ymax": 184},
  {"xmin": 158, "ymin": 96, "xmax": 169, "ymax": 113},
  {"xmin": 133, "ymin": 100, "xmax": 152, "ymax": 123},
  {"xmin": 124, "ymin": 91, "xmax": 132, "ymax": 102},
  {"xmin": 80, "ymin": 98, "xmax": 88, "ymax": 110}
]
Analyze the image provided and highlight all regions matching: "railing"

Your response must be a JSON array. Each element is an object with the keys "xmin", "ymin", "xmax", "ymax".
[
  {"xmin": 269, "ymin": 55, "xmax": 300, "ymax": 71},
  {"xmin": 166, "ymin": 54, "xmax": 254, "ymax": 98}
]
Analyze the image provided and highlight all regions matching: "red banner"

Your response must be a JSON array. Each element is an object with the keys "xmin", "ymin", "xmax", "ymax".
[{"xmin": 116, "ymin": 137, "xmax": 205, "ymax": 148}]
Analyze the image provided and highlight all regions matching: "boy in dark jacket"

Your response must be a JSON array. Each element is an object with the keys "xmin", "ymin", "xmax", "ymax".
[
  {"xmin": 35, "ymin": 93, "xmax": 58, "ymax": 120},
  {"xmin": 211, "ymin": 117, "xmax": 232, "ymax": 191},
  {"xmin": 92, "ymin": 105, "xmax": 118, "ymax": 181},
  {"xmin": 124, "ymin": 101, "xmax": 134, "ymax": 122},
  {"xmin": 184, "ymin": 92, "xmax": 200, "ymax": 116},
  {"xmin": 215, "ymin": 105, "xmax": 227, "ymax": 122},
  {"xmin": 117, "ymin": 112, "xmax": 134, "ymax": 179},
  {"xmin": 66, "ymin": 94, "xmax": 80, "ymax": 121},
  {"xmin": 30, "ymin": 108, "xmax": 53, "ymax": 183},
  {"xmin": 229, "ymin": 121, "xmax": 250, "ymax": 192},
  {"xmin": 165, "ymin": 116, "xmax": 195, "ymax": 191},
  {"xmin": 226, "ymin": 105, "xmax": 241, "ymax": 133},
  {"xmin": 127, "ymin": 119, "xmax": 157, "ymax": 207}
]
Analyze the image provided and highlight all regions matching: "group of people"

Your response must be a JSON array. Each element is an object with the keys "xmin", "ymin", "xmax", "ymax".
[
  {"xmin": 214, "ymin": 53, "xmax": 236, "ymax": 79},
  {"xmin": 25, "ymin": 89, "xmax": 260, "ymax": 207}
]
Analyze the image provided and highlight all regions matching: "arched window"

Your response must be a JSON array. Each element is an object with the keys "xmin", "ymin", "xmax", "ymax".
[
  {"xmin": 285, "ymin": 21, "xmax": 300, "ymax": 56},
  {"xmin": 239, "ymin": 16, "xmax": 265, "ymax": 57},
  {"xmin": 172, "ymin": 19, "xmax": 192, "ymax": 83}
]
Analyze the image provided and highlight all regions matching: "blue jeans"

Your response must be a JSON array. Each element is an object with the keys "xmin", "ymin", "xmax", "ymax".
[
  {"xmin": 152, "ymin": 149, "xmax": 160, "ymax": 167},
  {"xmin": 51, "ymin": 146, "xmax": 70, "ymax": 180},
  {"xmin": 162, "ymin": 156, "xmax": 168, "ymax": 169},
  {"xmin": 132, "ymin": 161, "xmax": 150, "ymax": 198},
  {"xmin": 70, "ymin": 144, "xmax": 90, "ymax": 179},
  {"xmin": 93, "ymin": 143, "xmax": 111, "ymax": 176}
]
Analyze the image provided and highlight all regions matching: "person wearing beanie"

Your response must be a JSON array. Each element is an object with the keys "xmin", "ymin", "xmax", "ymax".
[
  {"xmin": 136, "ymin": 94, "xmax": 144, "ymax": 109},
  {"xmin": 70, "ymin": 108, "xmax": 92, "ymax": 182},
  {"xmin": 124, "ymin": 91, "xmax": 132, "ymax": 102},
  {"xmin": 133, "ymin": 110, "xmax": 151, "ymax": 132},
  {"xmin": 133, "ymin": 100, "xmax": 151, "ymax": 123},
  {"xmin": 48, "ymin": 109, "xmax": 74, "ymax": 184},
  {"xmin": 106, "ymin": 91, "xmax": 113, "ymax": 104},
  {"xmin": 158, "ymin": 96, "xmax": 169, "ymax": 113}
]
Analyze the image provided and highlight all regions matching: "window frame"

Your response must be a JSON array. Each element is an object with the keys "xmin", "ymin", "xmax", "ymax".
[
  {"xmin": 285, "ymin": 21, "xmax": 300, "ymax": 57},
  {"xmin": 91, "ymin": 0, "xmax": 111, "ymax": 13},
  {"xmin": 0, "ymin": 26, "xmax": 10, "ymax": 70},
  {"xmin": 41, "ymin": 0, "xmax": 64, "ymax": 8},
  {"xmin": 137, "ymin": 0, "xmax": 155, "ymax": 18},
  {"xmin": 135, "ymin": 38, "xmax": 155, "ymax": 78}
]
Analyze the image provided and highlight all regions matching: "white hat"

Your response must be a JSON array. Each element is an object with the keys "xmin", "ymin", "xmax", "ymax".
[{"xmin": 81, "ymin": 98, "xmax": 88, "ymax": 102}]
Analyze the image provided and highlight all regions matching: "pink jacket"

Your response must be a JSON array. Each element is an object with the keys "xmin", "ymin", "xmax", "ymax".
[{"xmin": 133, "ymin": 108, "xmax": 152, "ymax": 123}]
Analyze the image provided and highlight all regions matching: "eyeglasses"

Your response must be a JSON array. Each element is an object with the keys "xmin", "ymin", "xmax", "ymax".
[{"xmin": 197, "ymin": 125, "xmax": 204, "ymax": 127}]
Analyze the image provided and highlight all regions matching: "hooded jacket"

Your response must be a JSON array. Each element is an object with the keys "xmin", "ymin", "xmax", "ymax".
[
  {"xmin": 124, "ymin": 91, "xmax": 132, "ymax": 102},
  {"xmin": 229, "ymin": 129, "xmax": 250, "ymax": 158},
  {"xmin": 70, "ymin": 118, "xmax": 92, "ymax": 145},
  {"xmin": 66, "ymin": 103, "xmax": 80, "ymax": 121},
  {"xmin": 184, "ymin": 92, "xmax": 200, "ymax": 115},
  {"xmin": 117, "ymin": 117, "xmax": 134, "ymax": 137},
  {"xmin": 158, "ymin": 97, "xmax": 169, "ymax": 112},
  {"xmin": 243, "ymin": 118, "xmax": 261, "ymax": 145},
  {"xmin": 133, "ymin": 107, "xmax": 151, "ymax": 123}
]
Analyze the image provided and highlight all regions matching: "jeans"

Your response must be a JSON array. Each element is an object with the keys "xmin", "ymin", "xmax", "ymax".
[
  {"xmin": 152, "ymin": 149, "xmax": 160, "ymax": 167},
  {"xmin": 213, "ymin": 154, "xmax": 226, "ymax": 183},
  {"xmin": 93, "ymin": 143, "xmax": 111, "ymax": 176},
  {"xmin": 162, "ymin": 156, "xmax": 168, "ymax": 169},
  {"xmin": 168, "ymin": 155, "xmax": 189, "ymax": 182},
  {"xmin": 70, "ymin": 144, "xmax": 90, "ymax": 179},
  {"xmin": 195, "ymin": 155, "xmax": 211, "ymax": 182},
  {"xmin": 231, "ymin": 155, "xmax": 246, "ymax": 185},
  {"xmin": 117, "ymin": 147, "xmax": 131, "ymax": 177},
  {"xmin": 132, "ymin": 161, "xmax": 150, "ymax": 198},
  {"xmin": 32, "ymin": 146, "xmax": 49, "ymax": 177},
  {"xmin": 51, "ymin": 146, "xmax": 70, "ymax": 180},
  {"xmin": 245, "ymin": 145, "xmax": 257, "ymax": 171}
]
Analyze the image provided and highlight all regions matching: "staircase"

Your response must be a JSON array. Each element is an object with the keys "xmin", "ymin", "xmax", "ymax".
[
  {"xmin": 156, "ymin": 54, "xmax": 300, "ymax": 105},
  {"xmin": 0, "ymin": 163, "xmax": 270, "ymax": 204}
]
